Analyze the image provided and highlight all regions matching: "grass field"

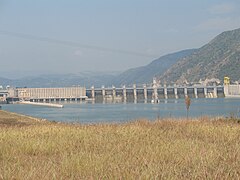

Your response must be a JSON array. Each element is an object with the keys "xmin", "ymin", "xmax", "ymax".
[{"xmin": 1, "ymin": 110, "xmax": 240, "ymax": 179}]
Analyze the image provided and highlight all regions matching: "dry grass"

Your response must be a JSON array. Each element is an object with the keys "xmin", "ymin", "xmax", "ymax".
[{"xmin": 1, "ymin": 110, "xmax": 240, "ymax": 179}]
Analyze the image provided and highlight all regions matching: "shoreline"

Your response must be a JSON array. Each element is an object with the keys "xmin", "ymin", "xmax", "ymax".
[
  {"xmin": 0, "ymin": 109, "xmax": 236, "ymax": 127},
  {"xmin": 1, "ymin": 110, "xmax": 240, "ymax": 179}
]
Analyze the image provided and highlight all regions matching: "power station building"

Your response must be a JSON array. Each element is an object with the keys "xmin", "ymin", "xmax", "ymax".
[{"xmin": 16, "ymin": 87, "xmax": 87, "ymax": 101}]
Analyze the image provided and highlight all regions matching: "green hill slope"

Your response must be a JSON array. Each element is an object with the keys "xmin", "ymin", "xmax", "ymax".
[
  {"xmin": 159, "ymin": 28, "xmax": 240, "ymax": 83},
  {"xmin": 112, "ymin": 49, "xmax": 195, "ymax": 86}
]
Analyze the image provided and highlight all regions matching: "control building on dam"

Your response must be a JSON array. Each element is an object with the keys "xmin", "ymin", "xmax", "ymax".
[{"xmin": 16, "ymin": 87, "xmax": 87, "ymax": 102}]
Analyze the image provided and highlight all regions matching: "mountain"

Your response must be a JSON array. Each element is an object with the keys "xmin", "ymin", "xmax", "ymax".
[
  {"xmin": 2, "ymin": 28, "xmax": 240, "ymax": 88},
  {"xmin": 0, "ymin": 72, "xmax": 117, "ymax": 88},
  {"xmin": 112, "ymin": 49, "xmax": 196, "ymax": 86},
  {"xmin": 0, "ymin": 50, "xmax": 196, "ymax": 88},
  {"xmin": 0, "ymin": 77, "xmax": 11, "ymax": 87},
  {"xmin": 159, "ymin": 28, "xmax": 240, "ymax": 83}
]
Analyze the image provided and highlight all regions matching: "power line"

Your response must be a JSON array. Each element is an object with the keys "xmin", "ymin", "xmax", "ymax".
[{"xmin": 0, "ymin": 30, "xmax": 155, "ymax": 58}]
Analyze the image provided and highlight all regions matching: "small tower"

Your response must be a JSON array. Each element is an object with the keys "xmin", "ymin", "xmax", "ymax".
[
  {"xmin": 224, "ymin": 76, "xmax": 230, "ymax": 97},
  {"xmin": 152, "ymin": 77, "xmax": 157, "ymax": 87},
  {"xmin": 152, "ymin": 77, "xmax": 158, "ymax": 102},
  {"xmin": 224, "ymin": 76, "xmax": 230, "ymax": 85}
]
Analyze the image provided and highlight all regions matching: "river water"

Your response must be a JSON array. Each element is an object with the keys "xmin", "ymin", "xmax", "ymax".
[{"xmin": 1, "ymin": 98, "xmax": 240, "ymax": 124}]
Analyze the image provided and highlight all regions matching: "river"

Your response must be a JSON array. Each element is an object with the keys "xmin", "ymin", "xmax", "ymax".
[{"xmin": 1, "ymin": 98, "xmax": 240, "ymax": 124}]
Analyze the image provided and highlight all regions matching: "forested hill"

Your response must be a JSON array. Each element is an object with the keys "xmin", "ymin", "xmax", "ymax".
[
  {"xmin": 112, "ymin": 49, "xmax": 196, "ymax": 86},
  {"xmin": 159, "ymin": 28, "xmax": 240, "ymax": 83}
]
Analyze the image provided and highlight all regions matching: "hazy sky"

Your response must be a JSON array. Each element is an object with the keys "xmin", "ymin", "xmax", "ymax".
[{"xmin": 0, "ymin": 0, "xmax": 240, "ymax": 77}]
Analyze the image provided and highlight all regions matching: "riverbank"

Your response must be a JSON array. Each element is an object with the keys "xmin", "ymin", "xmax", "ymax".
[{"xmin": 1, "ymin": 110, "xmax": 240, "ymax": 179}]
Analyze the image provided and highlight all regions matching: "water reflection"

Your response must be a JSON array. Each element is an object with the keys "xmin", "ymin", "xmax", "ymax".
[{"xmin": 2, "ymin": 98, "xmax": 240, "ymax": 123}]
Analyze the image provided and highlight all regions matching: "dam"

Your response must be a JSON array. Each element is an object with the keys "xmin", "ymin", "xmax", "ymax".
[
  {"xmin": 86, "ymin": 83, "xmax": 224, "ymax": 103},
  {"xmin": 2, "ymin": 80, "xmax": 240, "ymax": 104}
]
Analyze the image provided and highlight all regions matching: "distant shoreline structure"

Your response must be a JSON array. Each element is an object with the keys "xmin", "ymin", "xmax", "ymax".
[{"xmin": 18, "ymin": 101, "xmax": 64, "ymax": 108}]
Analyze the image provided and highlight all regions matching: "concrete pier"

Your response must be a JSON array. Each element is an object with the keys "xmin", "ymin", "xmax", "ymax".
[
  {"xmin": 174, "ymin": 84, "xmax": 178, "ymax": 99},
  {"xmin": 101, "ymin": 86, "xmax": 105, "ymax": 103},
  {"xmin": 164, "ymin": 84, "xmax": 168, "ymax": 99},
  {"xmin": 174, "ymin": 85, "xmax": 178, "ymax": 99},
  {"xmin": 102, "ymin": 86, "xmax": 105, "ymax": 101},
  {"xmin": 112, "ymin": 86, "xmax": 116, "ymax": 101},
  {"xmin": 184, "ymin": 87, "xmax": 188, "ymax": 97},
  {"xmin": 213, "ymin": 85, "xmax": 217, "ymax": 98},
  {"xmin": 19, "ymin": 101, "xmax": 64, "ymax": 108},
  {"xmin": 91, "ymin": 86, "xmax": 95, "ymax": 100},
  {"xmin": 204, "ymin": 87, "xmax": 208, "ymax": 98},
  {"xmin": 143, "ymin": 84, "xmax": 147, "ymax": 101},
  {"xmin": 194, "ymin": 87, "xmax": 198, "ymax": 98},
  {"xmin": 224, "ymin": 85, "xmax": 229, "ymax": 97},
  {"xmin": 133, "ymin": 84, "xmax": 137, "ymax": 101},
  {"xmin": 152, "ymin": 78, "xmax": 158, "ymax": 102},
  {"xmin": 153, "ymin": 86, "xmax": 158, "ymax": 102},
  {"xmin": 123, "ymin": 85, "xmax": 127, "ymax": 102}
]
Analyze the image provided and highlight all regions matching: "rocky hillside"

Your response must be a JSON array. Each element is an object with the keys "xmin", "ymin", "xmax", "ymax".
[
  {"xmin": 112, "ymin": 49, "xmax": 195, "ymax": 86},
  {"xmin": 159, "ymin": 28, "xmax": 240, "ymax": 83}
]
